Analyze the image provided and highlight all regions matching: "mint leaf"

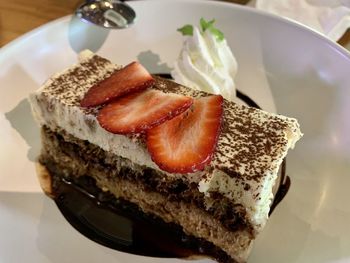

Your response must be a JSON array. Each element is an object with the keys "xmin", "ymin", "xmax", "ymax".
[
  {"xmin": 177, "ymin": 19, "xmax": 225, "ymax": 41},
  {"xmin": 209, "ymin": 27, "xmax": 224, "ymax": 42},
  {"xmin": 200, "ymin": 18, "xmax": 215, "ymax": 32},
  {"xmin": 200, "ymin": 18, "xmax": 224, "ymax": 41},
  {"xmin": 177, "ymin": 25, "xmax": 193, "ymax": 36}
]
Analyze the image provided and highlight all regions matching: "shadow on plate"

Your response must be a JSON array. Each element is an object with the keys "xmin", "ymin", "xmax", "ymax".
[
  {"xmin": 137, "ymin": 50, "xmax": 172, "ymax": 74},
  {"xmin": 68, "ymin": 15, "xmax": 110, "ymax": 53},
  {"xmin": 4, "ymin": 63, "xmax": 41, "ymax": 162},
  {"xmin": 5, "ymin": 98, "xmax": 40, "ymax": 162}
]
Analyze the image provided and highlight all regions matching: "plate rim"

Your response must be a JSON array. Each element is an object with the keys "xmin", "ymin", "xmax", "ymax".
[
  {"xmin": 1, "ymin": 1, "xmax": 350, "ymax": 262},
  {"xmin": 0, "ymin": 0, "xmax": 349, "ymax": 63}
]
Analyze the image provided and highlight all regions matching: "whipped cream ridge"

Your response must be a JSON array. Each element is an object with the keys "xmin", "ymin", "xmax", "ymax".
[{"xmin": 171, "ymin": 26, "xmax": 238, "ymax": 101}]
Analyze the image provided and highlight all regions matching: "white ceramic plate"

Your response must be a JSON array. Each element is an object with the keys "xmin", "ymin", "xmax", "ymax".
[{"xmin": 1, "ymin": 1, "xmax": 350, "ymax": 262}]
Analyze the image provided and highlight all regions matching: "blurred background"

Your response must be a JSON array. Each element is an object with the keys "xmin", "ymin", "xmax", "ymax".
[{"xmin": 0, "ymin": 0, "xmax": 349, "ymax": 47}]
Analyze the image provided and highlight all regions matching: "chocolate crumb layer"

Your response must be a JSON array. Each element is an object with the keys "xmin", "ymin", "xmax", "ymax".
[{"xmin": 40, "ymin": 126, "xmax": 254, "ymax": 236}]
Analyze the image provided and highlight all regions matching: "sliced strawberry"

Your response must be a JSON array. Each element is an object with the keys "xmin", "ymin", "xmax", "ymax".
[
  {"xmin": 97, "ymin": 89, "xmax": 193, "ymax": 134},
  {"xmin": 80, "ymin": 61, "xmax": 154, "ymax": 107},
  {"xmin": 146, "ymin": 95, "xmax": 223, "ymax": 174}
]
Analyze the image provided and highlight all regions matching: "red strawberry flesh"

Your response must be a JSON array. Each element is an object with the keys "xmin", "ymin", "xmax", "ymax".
[
  {"xmin": 97, "ymin": 89, "xmax": 194, "ymax": 134},
  {"xmin": 80, "ymin": 61, "xmax": 154, "ymax": 107},
  {"xmin": 146, "ymin": 95, "xmax": 223, "ymax": 173}
]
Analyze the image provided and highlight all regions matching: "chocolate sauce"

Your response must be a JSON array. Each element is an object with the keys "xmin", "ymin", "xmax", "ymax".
[
  {"xmin": 54, "ymin": 74, "xmax": 290, "ymax": 261},
  {"xmin": 269, "ymin": 159, "xmax": 290, "ymax": 215},
  {"xmin": 54, "ymin": 175, "xmax": 232, "ymax": 262},
  {"xmin": 55, "ymin": 177, "xmax": 197, "ymax": 258}
]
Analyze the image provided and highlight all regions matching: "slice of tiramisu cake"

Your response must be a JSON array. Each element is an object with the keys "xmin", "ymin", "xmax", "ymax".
[{"xmin": 29, "ymin": 50, "xmax": 302, "ymax": 263}]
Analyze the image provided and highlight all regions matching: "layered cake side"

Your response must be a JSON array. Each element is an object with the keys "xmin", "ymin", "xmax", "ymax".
[{"xmin": 29, "ymin": 50, "xmax": 302, "ymax": 263}]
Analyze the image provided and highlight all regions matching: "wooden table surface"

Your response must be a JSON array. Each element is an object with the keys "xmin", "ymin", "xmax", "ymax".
[
  {"xmin": 0, "ymin": 0, "xmax": 349, "ymax": 48},
  {"xmin": 0, "ymin": 0, "xmax": 250, "ymax": 47},
  {"xmin": 0, "ymin": 0, "xmax": 81, "ymax": 47}
]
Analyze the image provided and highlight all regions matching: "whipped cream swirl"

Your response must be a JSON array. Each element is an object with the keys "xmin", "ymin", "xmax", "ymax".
[{"xmin": 171, "ymin": 26, "xmax": 238, "ymax": 101}]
